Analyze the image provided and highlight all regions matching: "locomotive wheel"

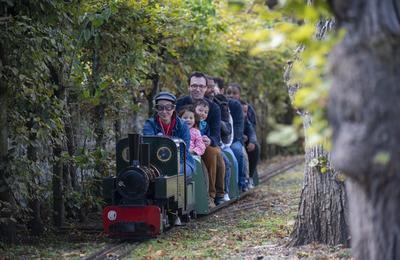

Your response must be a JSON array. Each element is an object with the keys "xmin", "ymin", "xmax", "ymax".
[
  {"xmin": 160, "ymin": 207, "xmax": 170, "ymax": 232},
  {"xmin": 181, "ymin": 213, "xmax": 191, "ymax": 223},
  {"xmin": 190, "ymin": 210, "xmax": 197, "ymax": 219}
]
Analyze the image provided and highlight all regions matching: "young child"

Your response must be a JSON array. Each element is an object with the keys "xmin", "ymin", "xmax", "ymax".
[
  {"xmin": 178, "ymin": 105, "xmax": 206, "ymax": 156},
  {"xmin": 193, "ymin": 99, "xmax": 210, "ymax": 136}
]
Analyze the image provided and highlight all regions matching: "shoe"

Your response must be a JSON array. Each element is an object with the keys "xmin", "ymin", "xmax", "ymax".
[
  {"xmin": 223, "ymin": 193, "xmax": 230, "ymax": 201},
  {"xmin": 248, "ymin": 178, "xmax": 254, "ymax": 189},
  {"xmin": 250, "ymin": 177, "xmax": 255, "ymax": 186},
  {"xmin": 174, "ymin": 216, "xmax": 182, "ymax": 226},
  {"xmin": 208, "ymin": 197, "xmax": 216, "ymax": 208},
  {"xmin": 214, "ymin": 196, "xmax": 225, "ymax": 206},
  {"xmin": 241, "ymin": 186, "xmax": 249, "ymax": 192}
]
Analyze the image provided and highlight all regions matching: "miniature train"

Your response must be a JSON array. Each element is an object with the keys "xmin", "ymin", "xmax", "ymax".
[{"xmin": 102, "ymin": 133, "xmax": 258, "ymax": 239}]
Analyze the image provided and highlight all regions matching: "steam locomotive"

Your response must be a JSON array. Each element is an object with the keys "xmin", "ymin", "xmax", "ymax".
[{"xmin": 102, "ymin": 133, "xmax": 258, "ymax": 239}]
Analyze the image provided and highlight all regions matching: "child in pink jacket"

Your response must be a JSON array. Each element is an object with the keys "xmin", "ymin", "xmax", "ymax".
[{"xmin": 178, "ymin": 105, "xmax": 206, "ymax": 156}]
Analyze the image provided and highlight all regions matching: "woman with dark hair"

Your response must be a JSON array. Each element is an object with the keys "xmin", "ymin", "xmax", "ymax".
[{"xmin": 142, "ymin": 91, "xmax": 194, "ymax": 176}]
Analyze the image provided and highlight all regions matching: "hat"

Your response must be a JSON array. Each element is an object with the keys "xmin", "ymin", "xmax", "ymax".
[{"xmin": 154, "ymin": 92, "xmax": 176, "ymax": 104}]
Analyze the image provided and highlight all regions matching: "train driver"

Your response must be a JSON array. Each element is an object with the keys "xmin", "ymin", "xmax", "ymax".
[{"xmin": 142, "ymin": 91, "xmax": 195, "ymax": 177}]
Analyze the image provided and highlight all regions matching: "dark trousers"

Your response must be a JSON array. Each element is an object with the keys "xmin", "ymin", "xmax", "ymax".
[{"xmin": 247, "ymin": 143, "xmax": 260, "ymax": 178}]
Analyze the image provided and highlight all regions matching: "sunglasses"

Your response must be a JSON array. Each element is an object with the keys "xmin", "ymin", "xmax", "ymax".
[{"xmin": 155, "ymin": 104, "xmax": 175, "ymax": 111}]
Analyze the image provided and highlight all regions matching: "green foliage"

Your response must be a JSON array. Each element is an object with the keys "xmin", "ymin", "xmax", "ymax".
[
  {"xmin": 1, "ymin": 0, "xmax": 296, "ymax": 232},
  {"xmin": 267, "ymin": 124, "xmax": 298, "ymax": 147},
  {"xmin": 230, "ymin": 0, "xmax": 344, "ymax": 148},
  {"xmin": 308, "ymin": 155, "xmax": 332, "ymax": 174},
  {"xmin": 373, "ymin": 151, "xmax": 391, "ymax": 166}
]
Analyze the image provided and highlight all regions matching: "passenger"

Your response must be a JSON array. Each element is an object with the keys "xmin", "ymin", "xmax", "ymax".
[
  {"xmin": 240, "ymin": 100, "xmax": 259, "ymax": 188},
  {"xmin": 142, "ymin": 92, "xmax": 195, "ymax": 177},
  {"xmin": 176, "ymin": 71, "xmax": 225, "ymax": 207},
  {"xmin": 178, "ymin": 105, "xmax": 206, "ymax": 156},
  {"xmin": 205, "ymin": 76, "xmax": 232, "ymax": 201},
  {"xmin": 226, "ymin": 83, "xmax": 257, "ymax": 127},
  {"xmin": 216, "ymin": 79, "xmax": 248, "ymax": 192},
  {"xmin": 194, "ymin": 93, "xmax": 228, "ymax": 204},
  {"xmin": 227, "ymin": 83, "xmax": 260, "ymax": 188},
  {"xmin": 193, "ymin": 99, "xmax": 210, "ymax": 136}
]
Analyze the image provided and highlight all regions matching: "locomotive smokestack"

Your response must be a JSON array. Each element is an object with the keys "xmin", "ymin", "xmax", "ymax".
[
  {"xmin": 128, "ymin": 133, "xmax": 140, "ymax": 166},
  {"xmin": 140, "ymin": 143, "xmax": 150, "ymax": 167}
]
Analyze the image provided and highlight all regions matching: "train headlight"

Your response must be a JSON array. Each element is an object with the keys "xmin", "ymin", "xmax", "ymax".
[
  {"xmin": 157, "ymin": 146, "xmax": 172, "ymax": 162},
  {"xmin": 107, "ymin": 210, "xmax": 117, "ymax": 221}
]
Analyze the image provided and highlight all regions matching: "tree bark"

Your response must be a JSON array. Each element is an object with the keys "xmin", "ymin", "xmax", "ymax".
[
  {"xmin": 91, "ymin": 45, "xmax": 107, "ymax": 175},
  {"xmin": 147, "ymin": 73, "xmax": 159, "ymax": 118},
  {"xmin": 0, "ymin": 41, "xmax": 17, "ymax": 243},
  {"xmin": 328, "ymin": 0, "xmax": 400, "ymax": 258},
  {"xmin": 258, "ymin": 100, "xmax": 269, "ymax": 160},
  {"xmin": 65, "ymin": 107, "xmax": 77, "ymax": 190},
  {"xmin": 49, "ymin": 62, "xmax": 66, "ymax": 227},
  {"xmin": 289, "ymin": 146, "xmax": 348, "ymax": 246},
  {"xmin": 114, "ymin": 115, "xmax": 121, "ymax": 143},
  {"xmin": 287, "ymin": 19, "xmax": 349, "ymax": 246},
  {"xmin": 27, "ymin": 119, "xmax": 44, "ymax": 235},
  {"xmin": 52, "ymin": 144, "xmax": 65, "ymax": 227}
]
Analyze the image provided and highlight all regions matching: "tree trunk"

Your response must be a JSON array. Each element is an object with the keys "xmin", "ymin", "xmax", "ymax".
[
  {"xmin": 258, "ymin": 100, "xmax": 269, "ymax": 160},
  {"xmin": 0, "ymin": 42, "xmax": 17, "ymax": 243},
  {"xmin": 289, "ymin": 146, "xmax": 348, "ymax": 246},
  {"xmin": 27, "ymin": 119, "xmax": 44, "ymax": 235},
  {"xmin": 328, "ymin": 1, "xmax": 400, "ymax": 258},
  {"xmin": 49, "ymin": 61, "xmax": 67, "ymax": 228},
  {"xmin": 91, "ymin": 45, "xmax": 106, "ymax": 174},
  {"xmin": 65, "ymin": 107, "xmax": 77, "ymax": 190},
  {"xmin": 287, "ymin": 19, "xmax": 349, "ymax": 246},
  {"xmin": 114, "ymin": 115, "xmax": 121, "ymax": 143},
  {"xmin": 147, "ymin": 73, "xmax": 159, "ymax": 118},
  {"xmin": 52, "ymin": 144, "xmax": 65, "ymax": 227}
]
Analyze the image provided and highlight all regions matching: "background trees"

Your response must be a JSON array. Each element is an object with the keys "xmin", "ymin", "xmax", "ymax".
[{"xmin": 0, "ymin": 0, "xmax": 295, "ymax": 242}]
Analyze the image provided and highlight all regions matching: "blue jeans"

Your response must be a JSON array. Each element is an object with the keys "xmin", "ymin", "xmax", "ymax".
[
  {"xmin": 222, "ymin": 147, "xmax": 239, "ymax": 191},
  {"xmin": 221, "ymin": 152, "xmax": 231, "ymax": 194},
  {"xmin": 230, "ymin": 141, "xmax": 247, "ymax": 189}
]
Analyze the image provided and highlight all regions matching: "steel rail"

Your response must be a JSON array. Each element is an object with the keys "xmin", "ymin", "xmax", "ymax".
[{"xmin": 84, "ymin": 241, "xmax": 138, "ymax": 260}]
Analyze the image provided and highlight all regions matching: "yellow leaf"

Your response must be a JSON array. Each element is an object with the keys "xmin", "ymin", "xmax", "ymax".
[
  {"xmin": 304, "ymin": 5, "xmax": 319, "ymax": 22},
  {"xmin": 155, "ymin": 250, "xmax": 167, "ymax": 256},
  {"xmin": 373, "ymin": 151, "xmax": 391, "ymax": 165},
  {"xmin": 290, "ymin": 24, "xmax": 315, "ymax": 43}
]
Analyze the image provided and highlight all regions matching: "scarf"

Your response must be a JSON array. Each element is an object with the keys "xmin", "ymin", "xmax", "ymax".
[{"xmin": 157, "ymin": 115, "xmax": 176, "ymax": 136}]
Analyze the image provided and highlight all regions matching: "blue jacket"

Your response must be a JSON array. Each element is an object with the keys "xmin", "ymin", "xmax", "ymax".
[
  {"xmin": 244, "ymin": 118, "xmax": 257, "ymax": 144},
  {"xmin": 176, "ymin": 96, "xmax": 221, "ymax": 147},
  {"xmin": 199, "ymin": 120, "xmax": 210, "ymax": 136},
  {"xmin": 142, "ymin": 115, "xmax": 195, "ymax": 173},
  {"xmin": 228, "ymin": 98, "xmax": 244, "ymax": 144}
]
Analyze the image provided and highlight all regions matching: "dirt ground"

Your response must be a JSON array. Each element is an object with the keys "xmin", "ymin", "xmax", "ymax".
[{"xmin": 129, "ymin": 163, "xmax": 352, "ymax": 259}]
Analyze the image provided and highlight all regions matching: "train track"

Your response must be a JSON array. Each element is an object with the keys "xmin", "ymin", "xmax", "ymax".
[
  {"xmin": 85, "ymin": 156, "xmax": 303, "ymax": 259},
  {"xmin": 84, "ymin": 240, "xmax": 139, "ymax": 260},
  {"xmin": 258, "ymin": 155, "xmax": 303, "ymax": 183},
  {"xmin": 208, "ymin": 155, "xmax": 303, "ymax": 214}
]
